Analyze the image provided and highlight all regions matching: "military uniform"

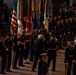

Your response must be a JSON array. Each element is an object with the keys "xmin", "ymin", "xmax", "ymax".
[
  {"xmin": 38, "ymin": 53, "xmax": 47, "ymax": 75},
  {"xmin": 65, "ymin": 42, "xmax": 74, "ymax": 75},
  {"xmin": 56, "ymin": 21, "xmax": 62, "ymax": 48},
  {"xmin": 68, "ymin": 17, "xmax": 74, "ymax": 39},
  {"xmin": 47, "ymin": 37, "xmax": 57, "ymax": 72},
  {"xmin": 56, "ymin": 21, "xmax": 62, "ymax": 39},
  {"xmin": 5, "ymin": 37, "xmax": 12, "ymax": 72},
  {"xmin": 24, "ymin": 40, "xmax": 30, "ymax": 60},
  {"xmin": 0, "ymin": 38, "xmax": 6, "ymax": 74},
  {"xmin": 18, "ymin": 42, "xmax": 24, "ymax": 66},
  {"xmin": 48, "ymin": 18, "xmax": 54, "ymax": 33},
  {"xmin": 72, "ymin": 17, "xmax": 76, "ymax": 36},
  {"xmin": 13, "ymin": 41, "xmax": 21, "ymax": 69},
  {"xmin": 60, "ymin": 19, "xmax": 66, "ymax": 47},
  {"xmin": 73, "ymin": 42, "xmax": 76, "ymax": 75}
]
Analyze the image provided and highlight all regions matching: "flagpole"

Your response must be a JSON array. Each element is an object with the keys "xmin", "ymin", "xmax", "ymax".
[
  {"xmin": 44, "ymin": 0, "xmax": 47, "ymax": 20},
  {"xmin": 32, "ymin": 0, "xmax": 34, "ymax": 12},
  {"xmin": 20, "ymin": 0, "xmax": 23, "ymax": 20},
  {"xmin": 26, "ymin": 0, "xmax": 32, "ymax": 33},
  {"xmin": 40, "ymin": 0, "xmax": 44, "ymax": 23},
  {"xmin": 17, "ymin": 0, "xmax": 20, "ymax": 20},
  {"xmin": 28, "ymin": 0, "xmax": 29, "ymax": 13},
  {"xmin": 11, "ymin": 0, "xmax": 17, "ymax": 35}
]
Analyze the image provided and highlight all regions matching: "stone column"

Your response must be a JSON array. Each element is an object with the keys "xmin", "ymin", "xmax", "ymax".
[{"xmin": 70, "ymin": 0, "xmax": 74, "ymax": 6}]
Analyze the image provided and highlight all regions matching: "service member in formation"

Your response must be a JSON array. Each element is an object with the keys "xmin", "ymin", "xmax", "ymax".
[
  {"xmin": 72, "ymin": 16, "xmax": 76, "ymax": 37},
  {"xmin": 5, "ymin": 36, "xmax": 12, "ymax": 72},
  {"xmin": 47, "ymin": 36, "xmax": 57, "ymax": 72},
  {"xmin": 0, "ymin": 37, "xmax": 6, "ymax": 74},
  {"xmin": 18, "ymin": 40, "xmax": 25, "ymax": 67},
  {"xmin": 48, "ymin": 16, "xmax": 54, "ymax": 33},
  {"xmin": 13, "ymin": 40, "xmax": 21, "ymax": 69},
  {"xmin": 72, "ymin": 40, "xmax": 76, "ymax": 75},
  {"xmin": 38, "ymin": 53, "xmax": 48, "ymax": 75},
  {"xmin": 68, "ymin": 17, "xmax": 74, "ymax": 39},
  {"xmin": 56, "ymin": 20, "xmax": 62, "ymax": 49},
  {"xmin": 23, "ymin": 28, "xmax": 31, "ymax": 62},
  {"xmin": 56, "ymin": 20, "xmax": 61, "ymax": 40},
  {"xmin": 64, "ymin": 41, "xmax": 74, "ymax": 75}
]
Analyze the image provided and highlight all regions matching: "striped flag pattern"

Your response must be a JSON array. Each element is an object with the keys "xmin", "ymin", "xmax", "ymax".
[{"xmin": 11, "ymin": 0, "xmax": 17, "ymax": 31}]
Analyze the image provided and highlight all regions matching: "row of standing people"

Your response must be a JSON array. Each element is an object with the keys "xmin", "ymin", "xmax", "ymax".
[
  {"xmin": 0, "ymin": 30, "xmax": 58, "ymax": 75},
  {"xmin": 32, "ymin": 33, "xmax": 76, "ymax": 75},
  {"xmin": 0, "ymin": 34, "xmax": 31, "ymax": 74},
  {"xmin": 32, "ymin": 33, "xmax": 58, "ymax": 74},
  {"xmin": 48, "ymin": 15, "xmax": 76, "ymax": 41},
  {"xmin": 36, "ymin": 14, "xmax": 76, "ymax": 49},
  {"xmin": 31, "ymin": 30, "xmax": 76, "ymax": 75},
  {"xmin": 0, "ymin": 30, "xmax": 76, "ymax": 75}
]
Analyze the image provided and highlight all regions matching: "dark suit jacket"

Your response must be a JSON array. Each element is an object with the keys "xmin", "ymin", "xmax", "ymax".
[
  {"xmin": 65, "ymin": 47, "xmax": 74, "ymax": 61},
  {"xmin": 73, "ymin": 45, "xmax": 76, "ymax": 60},
  {"xmin": 34, "ymin": 39, "xmax": 44, "ymax": 56}
]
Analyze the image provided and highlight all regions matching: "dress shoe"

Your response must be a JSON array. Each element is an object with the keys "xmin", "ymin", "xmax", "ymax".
[
  {"xmin": 32, "ymin": 68, "xmax": 35, "ymax": 71},
  {"xmin": 25, "ymin": 61, "xmax": 30, "ymax": 64},
  {"xmin": 13, "ymin": 67, "xmax": 19, "ymax": 69},
  {"xmin": 52, "ymin": 69, "xmax": 55, "ymax": 72},
  {"xmin": 1, "ymin": 72, "xmax": 6, "ymax": 74},
  {"xmin": 6, "ymin": 70, "xmax": 12, "ymax": 72},
  {"xmin": 18, "ymin": 64, "xmax": 25, "ymax": 67}
]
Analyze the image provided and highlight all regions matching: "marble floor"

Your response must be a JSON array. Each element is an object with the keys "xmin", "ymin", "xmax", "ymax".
[{"xmin": 0, "ymin": 50, "xmax": 67, "ymax": 75}]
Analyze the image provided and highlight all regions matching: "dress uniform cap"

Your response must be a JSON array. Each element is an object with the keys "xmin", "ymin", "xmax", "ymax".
[
  {"xmin": 41, "ymin": 53, "xmax": 48, "ymax": 62},
  {"xmin": 74, "ymin": 40, "xmax": 76, "ymax": 44},
  {"xmin": 41, "ymin": 53, "xmax": 47, "ymax": 56}
]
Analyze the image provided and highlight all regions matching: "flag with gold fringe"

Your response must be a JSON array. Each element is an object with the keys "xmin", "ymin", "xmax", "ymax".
[
  {"xmin": 17, "ymin": 0, "xmax": 23, "ymax": 38},
  {"xmin": 17, "ymin": 20, "xmax": 23, "ymax": 38}
]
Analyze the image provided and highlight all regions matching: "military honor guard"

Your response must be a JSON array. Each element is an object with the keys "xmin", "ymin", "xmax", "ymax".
[
  {"xmin": 12, "ymin": 40, "xmax": 21, "ymax": 69},
  {"xmin": 47, "ymin": 36, "xmax": 57, "ymax": 72},
  {"xmin": 72, "ymin": 40, "xmax": 76, "ymax": 75},
  {"xmin": 5, "ymin": 36, "xmax": 12, "ymax": 72},
  {"xmin": 64, "ymin": 41, "xmax": 74, "ymax": 75},
  {"xmin": 0, "ymin": 37, "xmax": 6, "ymax": 74},
  {"xmin": 38, "ymin": 53, "xmax": 48, "ymax": 75}
]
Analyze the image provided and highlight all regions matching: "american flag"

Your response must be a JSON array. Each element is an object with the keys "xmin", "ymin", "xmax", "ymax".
[{"xmin": 11, "ymin": 0, "xmax": 17, "ymax": 31}]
